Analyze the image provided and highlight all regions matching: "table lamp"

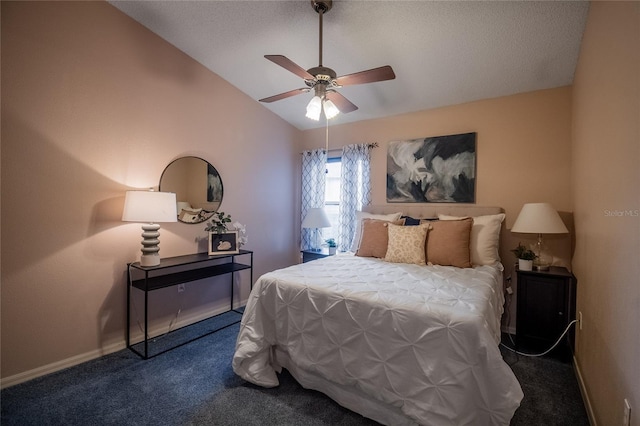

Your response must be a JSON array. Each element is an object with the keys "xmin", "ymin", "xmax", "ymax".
[
  {"xmin": 511, "ymin": 202, "xmax": 568, "ymax": 271},
  {"xmin": 122, "ymin": 190, "xmax": 177, "ymax": 266},
  {"xmin": 302, "ymin": 207, "xmax": 331, "ymax": 252}
]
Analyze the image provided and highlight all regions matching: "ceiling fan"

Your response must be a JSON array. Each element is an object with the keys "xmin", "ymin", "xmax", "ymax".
[{"xmin": 259, "ymin": 0, "xmax": 396, "ymax": 121}]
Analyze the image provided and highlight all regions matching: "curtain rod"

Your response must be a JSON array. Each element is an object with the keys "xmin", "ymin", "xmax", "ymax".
[{"xmin": 301, "ymin": 142, "xmax": 379, "ymax": 155}]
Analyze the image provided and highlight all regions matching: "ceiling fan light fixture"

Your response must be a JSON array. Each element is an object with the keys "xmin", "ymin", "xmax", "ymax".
[
  {"xmin": 323, "ymin": 99, "xmax": 339, "ymax": 119},
  {"xmin": 306, "ymin": 95, "xmax": 322, "ymax": 120},
  {"xmin": 260, "ymin": 0, "xmax": 394, "ymax": 119}
]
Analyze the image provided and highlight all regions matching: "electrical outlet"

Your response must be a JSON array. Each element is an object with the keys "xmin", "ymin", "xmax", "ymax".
[
  {"xmin": 578, "ymin": 311, "xmax": 583, "ymax": 331},
  {"xmin": 623, "ymin": 398, "xmax": 631, "ymax": 426},
  {"xmin": 506, "ymin": 286, "xmax": 513, "ymax": 295},
  {"xmin": 178, "ymin": 284, "xmax": 185, "ymax": 293}
]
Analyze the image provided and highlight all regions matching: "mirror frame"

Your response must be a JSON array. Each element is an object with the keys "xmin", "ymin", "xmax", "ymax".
[{"xmin": 159, "ymin": 156, "xmax": 223, "ymax": 224}]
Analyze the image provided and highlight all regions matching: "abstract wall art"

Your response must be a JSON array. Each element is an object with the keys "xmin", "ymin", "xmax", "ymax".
[{"xmin": 387, "ymin": 132, "xmax": 476, "ymax": 203}]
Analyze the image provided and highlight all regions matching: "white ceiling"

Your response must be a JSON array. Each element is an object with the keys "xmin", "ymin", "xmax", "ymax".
[{"xmin": 109, "ymin": 0, "xmax": 589, "ymax": 131}]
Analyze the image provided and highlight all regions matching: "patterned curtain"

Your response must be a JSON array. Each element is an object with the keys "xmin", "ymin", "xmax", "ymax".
[
  {"xmin": 301, "ymin": 148, "xmax": 327, "ymax": 250},
  {"xmin": 338, "ymin": 143, "xmax": 372, "ymax": 251}
]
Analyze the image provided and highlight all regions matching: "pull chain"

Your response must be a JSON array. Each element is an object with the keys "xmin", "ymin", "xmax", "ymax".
[{"xmin": 325, "ymin": 116, "xmax": 329, "ymax": 173}]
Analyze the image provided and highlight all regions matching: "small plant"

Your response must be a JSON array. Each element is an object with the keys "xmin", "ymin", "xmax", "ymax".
[
  {"xmin": 204, "ymin": 212, "xmax": 248, "ymax": 247},
  {"xmin": 204, "ymin": 211, "xmax": 232, "ymax": 234},
  {"xmin": 325, "ymin": 238, "xmax": 337, "ymax": 248},
  {"xmin": 511, "ymin": 243, "xmax": 537, "ymax": 260}
]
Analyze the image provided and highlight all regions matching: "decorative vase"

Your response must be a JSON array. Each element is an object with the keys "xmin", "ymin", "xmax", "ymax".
[
  {"xmin": 328, "ymin": 247, "xmax": 337, "ymax": 255},
  {"xmin": 518, "ymin": 259, "xmax": 533, "ymax": 271}
]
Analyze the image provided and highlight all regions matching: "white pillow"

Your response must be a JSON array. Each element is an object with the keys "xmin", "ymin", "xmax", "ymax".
[
  {"xmin": 438, "ymin": 213, "xmax": 505, "ymax": 265},
  {"xmin": 351, "ymin": 211, "xmax": 403, "ymax": 252}
]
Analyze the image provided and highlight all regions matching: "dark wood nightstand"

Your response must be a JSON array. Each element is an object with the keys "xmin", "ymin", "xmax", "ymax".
[
  {"xmin": 516, "ymin": 266, "xmax": 577, "ymax": 361},
  {"xmin": 301, "ymin": 248, "xmax": 333, "ymax": 263}
]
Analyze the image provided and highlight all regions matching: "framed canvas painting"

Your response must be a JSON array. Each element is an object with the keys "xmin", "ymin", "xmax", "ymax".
[{"xmin": 387, "ymin": 132, "xmax": 476, "ymax": 203}]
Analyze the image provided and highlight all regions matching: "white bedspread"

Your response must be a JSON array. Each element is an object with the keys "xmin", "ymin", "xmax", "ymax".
[{"xmin": 233, "ymin": 255, "xmax": 523, "ymax": 425}]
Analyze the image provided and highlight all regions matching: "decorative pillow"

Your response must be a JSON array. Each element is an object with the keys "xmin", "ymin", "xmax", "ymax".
[
  {"xmin": 350, "ymin": 211, "xmax": 403, "ymax": 252},
  {"xmin": 384, "ymin": 223, "xmax": 430, "ymax": 265},
  {"xmin": 356, "ymin": 219, "xmax": 405, "ymax": 258},
  {"xmin": 439, "ymin": 213, "xmax": 505, "ymax": 265},
  {"xmin": 426, "ymin": 218, "xmax": 473, "ymax": 268}
]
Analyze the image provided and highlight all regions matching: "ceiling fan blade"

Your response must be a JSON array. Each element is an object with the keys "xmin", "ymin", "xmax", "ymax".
[
  {"xmin": 325, "ymin": 91, "xmax": 358, "ymax": 114},
  {"xmin": 265, "ymin": 55, "xmax": 315, "ymax": 80},
  {"xmin": 334, "ymin": 65, "xmax": 396, "ymax": 87},
  {"xmin": 259, "ymin": 88, "xmax": 309, "ymax": 103}
]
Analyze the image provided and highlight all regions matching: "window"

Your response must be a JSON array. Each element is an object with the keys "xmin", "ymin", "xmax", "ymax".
[{"xmin": 323, "ymin": 157, "xmax": 341, "ymax": 241}]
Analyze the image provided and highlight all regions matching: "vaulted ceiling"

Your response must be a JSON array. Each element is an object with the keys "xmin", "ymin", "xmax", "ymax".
[{"xmin": 110, "ymin": 1, "xmax": 589, "ymax": 130}]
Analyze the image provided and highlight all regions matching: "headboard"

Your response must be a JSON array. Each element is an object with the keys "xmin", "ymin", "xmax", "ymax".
[{"xmin": 362, "ymin": 205, "xmax": 504, "ymax": 218}]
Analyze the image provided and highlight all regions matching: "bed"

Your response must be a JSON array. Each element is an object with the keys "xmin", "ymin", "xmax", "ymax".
[{"xmin": 233, "ymin": 206, "xmax": 523, "ymax": 425}]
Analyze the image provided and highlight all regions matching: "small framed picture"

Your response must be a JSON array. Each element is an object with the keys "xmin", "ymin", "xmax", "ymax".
[{"xmin": 209, "ymin": 231, "xmax": 239, "ymax": 255}]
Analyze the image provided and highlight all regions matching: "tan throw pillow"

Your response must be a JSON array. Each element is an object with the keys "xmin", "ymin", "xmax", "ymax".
[
  {"xmin": 439, "ymin": 213, "xmax": 505, "ymax": 265},
  {"xmin": 356, "ymin": 219, "xmax": 405, "ymax": 258},
  {"xmin": 426, "ymin": 218, "xmax": 473, "ymax": 268},
  {"xmin": 384, "ymin": 223, "xmax": 430, "ymax": 265},
  {"xmin": 350, "ymin": 211, "xmax": 403, "ymax": 252}
]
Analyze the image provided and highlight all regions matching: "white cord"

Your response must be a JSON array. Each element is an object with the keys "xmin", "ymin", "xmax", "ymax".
[
  {"xmin": 157, "ymin": 303, "xmax": 183, "ymax": 340},
  {"xmin": 501, "ymin": 319, "xmax": 579, "ymax": 357},
  {"xmin": 128, "ymin": 264, "xmax": 145, "ymax": 335},
  {"xmin": 502, "ymin": 279, "xmax": 518, "ymax": 348}
]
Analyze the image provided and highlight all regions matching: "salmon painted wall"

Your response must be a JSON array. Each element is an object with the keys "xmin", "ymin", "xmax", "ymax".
[
  {"xmin": 572, "ymin": 2, "xmax": 639, "ymax": 425},
  {"xmin": 1, "ymin": 1, "xmax": 300, "ymax": 382}
]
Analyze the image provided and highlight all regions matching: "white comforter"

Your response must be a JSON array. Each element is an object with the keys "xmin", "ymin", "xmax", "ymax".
[{"xmin": 233, "ymin": 255, "xmax": 523, "ymax": 425}]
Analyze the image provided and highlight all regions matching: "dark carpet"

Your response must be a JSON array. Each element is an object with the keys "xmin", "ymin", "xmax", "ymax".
[{"xmin": 1, "ymin": 311, "xmax": 588, "ymax": 425}]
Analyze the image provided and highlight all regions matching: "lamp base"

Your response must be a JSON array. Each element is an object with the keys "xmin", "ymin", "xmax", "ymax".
[
  {"xmin": 534, "ymin": 264, "xmax": 550, "ymax": 272},
  {"xmin": 140, "ymin": 223, "xmax": 161, "ymax": 267},
  {"xmin": 140, "ymin": 254, "xmax": 160, "ymax": 267}
]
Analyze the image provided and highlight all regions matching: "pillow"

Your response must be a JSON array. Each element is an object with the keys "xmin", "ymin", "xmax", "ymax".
[
  {"xmin": 426, "ymin": 218, "xmax": 473, "ymax": 268},
  {"xmin": 356, "ymin": 219, "xmax": 405, "ymax": 258},
  {"xmin": 350, "ymin": 211, "xmax": 403, "ymax": 252},
  {"xmin": 401, "ymin": 215, "xmax": 422, "ymax": 226},
  {"xmin": 384, "ymin": 223, "xmax": 430, "ymax": 265},
  {"xmin": 179, "ymin": 209, "xmax": 202, "ymax": 223},
  {"xmin": 439, "ymin": 213, "xmax": 505, "ymax": 265}
]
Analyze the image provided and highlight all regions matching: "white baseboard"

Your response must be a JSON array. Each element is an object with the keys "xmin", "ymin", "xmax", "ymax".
[
  {"xmin": 573, "ymin": 356, "xmax": 597, "ymax": 426},
  {"xmin": 1, "ymin": 299, "xmax": 247, "ymax": 389},
  {"xmin": 1, "ymin": 341, "xmax": 126, "ymax": 389}
]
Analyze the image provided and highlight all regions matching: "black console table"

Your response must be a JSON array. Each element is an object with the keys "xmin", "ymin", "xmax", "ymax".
[{"xmin": 127, "ymin": 250, "xmax": 253, "ymax": 359}]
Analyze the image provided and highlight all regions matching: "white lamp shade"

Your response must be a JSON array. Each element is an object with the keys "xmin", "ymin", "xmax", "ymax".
[
  {"xmin": 323, "ymin": 99, "xmax": 340, "ymax": 119},
  {"xmin": 302, "ymin": 207, "xmax": 331, "ymax": 228},
  {"xmin": 511, "ymin": 203, "xmax": 568, "ymax": 234},
  {"xmin": 122, "ymin": 191, "xmax": 178, "ymax": 223},
  {"xmin": 306, "ymin": 96, "xmax": 322, "ymax": 121}
]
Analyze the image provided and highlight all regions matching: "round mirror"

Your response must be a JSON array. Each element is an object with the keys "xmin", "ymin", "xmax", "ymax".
[{"xmin": 159, "ymin": 156, "xmax": 223, "ymax": 224}]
